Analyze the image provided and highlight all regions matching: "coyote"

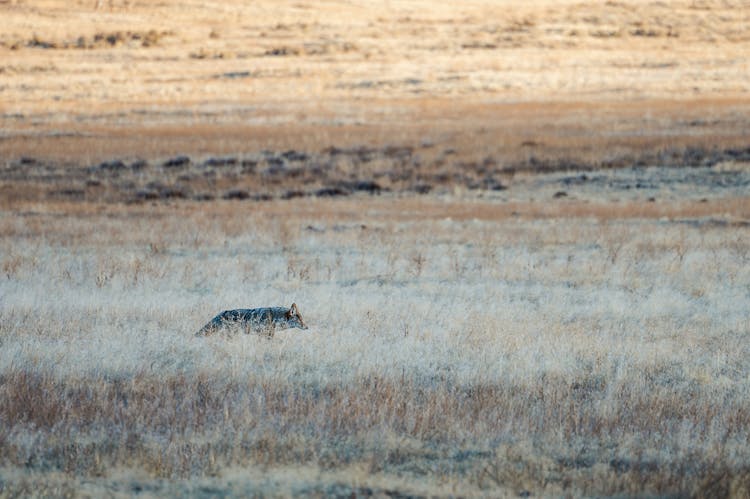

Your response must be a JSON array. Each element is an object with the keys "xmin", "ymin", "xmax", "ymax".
[{"xmin": 196, "ymin": 303, "xmax": 308, "ymax": 338}]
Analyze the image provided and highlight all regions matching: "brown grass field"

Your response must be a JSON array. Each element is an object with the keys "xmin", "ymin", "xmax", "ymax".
[{"xmin": 1, "ymin": 0, "xmax": 750, "ymax": 497}]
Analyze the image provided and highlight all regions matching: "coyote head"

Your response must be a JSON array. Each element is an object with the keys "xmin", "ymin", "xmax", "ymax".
[{"xmin": 286, "ymin": 303, "xmax": 308, "ymax": 330}]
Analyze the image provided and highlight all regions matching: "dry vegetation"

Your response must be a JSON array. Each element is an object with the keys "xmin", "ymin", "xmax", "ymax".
[
  {"xmin": 1, "ymin": 0, "xmax": 750, "ymax": 496},
  {"xmin": 1, "ymin": 0, "xmax": 749, "ymax": 165},
  {"xmin": 4, "ymin": 143, "xmax": 750, "ymax": 204},
  {"xmin": 1, "ymin": 198, "xmax": 749, "ymax": 496}
]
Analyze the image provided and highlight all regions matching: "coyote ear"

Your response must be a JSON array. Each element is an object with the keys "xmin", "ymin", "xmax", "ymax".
[{"xmin": 290, "ymin": 303, "xmax": 298, "ymax": 315}]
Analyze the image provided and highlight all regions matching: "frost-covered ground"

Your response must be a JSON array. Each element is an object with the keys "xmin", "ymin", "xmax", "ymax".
[{"xmin": 1, "ymin": 194, "xmax": 749, "ymax": 497}]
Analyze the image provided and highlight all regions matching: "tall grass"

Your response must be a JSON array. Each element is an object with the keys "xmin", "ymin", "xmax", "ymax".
[{"xmin": 1, "ymin": 200, "xmax": 749, "ymax": 496}]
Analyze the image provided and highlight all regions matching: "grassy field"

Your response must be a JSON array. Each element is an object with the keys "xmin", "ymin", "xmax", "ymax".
[
  {"xmin": 1, "ymin": 0, "xmax": 750, "ymax": 165},
  {"xmin": 1, "ymin": 0, "xmax": 750, "ymax": 497},
  {"xmin": 1, "ymin": 193, "xmax": 749, "ymax": 496}
]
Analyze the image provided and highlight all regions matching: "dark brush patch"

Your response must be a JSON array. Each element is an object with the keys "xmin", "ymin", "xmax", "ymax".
[
  {"xmin": 204, "ymin": 157, "xmax": 238, "ymax": 167},
  {"xmin": 97, "ymin": 160, "xmax": 127, "ymax": 171},
  {"xmin": 193, "ymin": 193, "xmax": 215, "ymax": 201},
  {"xmin": 281, "ymin": 190, "xmax": 307, "ymax": 200},
  {"xmin": 48, "ymin": 188, "xmax": 85, "ymax": 199},
  {"xmin": 163, "ymin": 156, "xmax": 190, "ymax": 168},
  {"xmin": 135, "ymin": 190, "xmax": 159, "ymax": 201},
  {"xmin": 222, "ymin": 189, "xmax": 250, "ymax": 200},
  {"xmin": 281, "ymin": 150, "xmax": 309, "ymax": 162},
  {"xmin": 131, "ymin": 159, "xmax": 148, "ymax": 171},
  {"xmin": 410, "ymin": 184, "xmax": 432, "ymax": 194},
  {"xmin": 315, "ymin": 187, "xmax": 350, "ymax": 197}
]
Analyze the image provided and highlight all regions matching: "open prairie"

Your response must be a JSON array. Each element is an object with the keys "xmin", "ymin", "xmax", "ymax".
[
  {"xmin": 2, "ymin": 0, "xmax": 750, "ymax": 170},
  {"xmin": 2, "ymin": 193, "xmax": 750, "ymax": 497},
  {"xmin": 1, "ymin": 0, "xmax": 750, "ymax": 497}
]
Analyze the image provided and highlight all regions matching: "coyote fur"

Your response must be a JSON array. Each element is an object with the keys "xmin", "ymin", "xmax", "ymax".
[{"xmin": 196, "ymin": 303, "xmax": 308, "ymax": 338}]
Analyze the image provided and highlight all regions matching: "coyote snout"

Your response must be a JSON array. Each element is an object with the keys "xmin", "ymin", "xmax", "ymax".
[{"xmin": 196, "ymin": 303, "xmax": 308, "ymax": 338}]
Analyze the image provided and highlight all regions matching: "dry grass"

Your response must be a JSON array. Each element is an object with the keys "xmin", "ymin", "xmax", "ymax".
[
  {"xmin": 1, "ymin": 0, "xmax": 749, "ymax": 164},
  {"xmin": 3, "ymin": 142, "xmax": 750, "ymax": 205},
  {"xmin": 2, "ymin": 0, "xmax": 749, "ymax": 108},
  {"xmin": 1, "ymin": 1, "xmax": 750, "ymax": 495},
  {"xmin": 1, "ymin": 199, "xmax": 749, "ymax": 496}
]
